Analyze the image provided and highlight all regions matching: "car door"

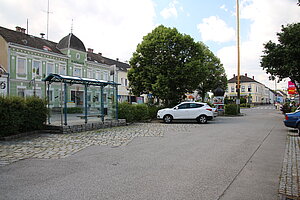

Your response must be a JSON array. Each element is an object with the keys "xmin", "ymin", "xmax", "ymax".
[
  {"xmin": 186, "ymin": 103, "xmax": 204, "ymax": 118},
  {"xmin": 172, "ymin": 103, "xmax": 190, "ymax": 119}
]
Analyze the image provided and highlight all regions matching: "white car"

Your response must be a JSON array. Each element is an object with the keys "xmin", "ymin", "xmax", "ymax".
[{"xmin": 157, "ymin": 102, "xmax": 214, "ymax": 124}]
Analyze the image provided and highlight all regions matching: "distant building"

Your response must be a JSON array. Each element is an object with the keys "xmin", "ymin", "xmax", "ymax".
[{"xmin": 225, "ymin": 73, "xmax": 275, "ymax": 104}]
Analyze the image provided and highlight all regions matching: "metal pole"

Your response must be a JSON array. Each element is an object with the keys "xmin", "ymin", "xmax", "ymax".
[
  {"xmin": 60, "ymin": 80, "xmax": 63, "ymax": 126},
  {"xmin": 33, "ymin": 77, "xmax": 36, "ymax": 97},
  {"xmin": 100, "ymin": 85, "xmax": 104, "ymax": 122},
  {"xmin": 47, "ymin": 82, "xmax": 51, "ymax": 124},
  {"xmin": 84, "ymin": 84, "xmax": 88, "ymax": 124},
  {"xmin": 64, "ymin": 83, "xmax": 67, "ymax": 125},
  {"xmin": 6, "ymin": 73, "xmax": 9, "ymax": 96},
  {"xmin": 115, "ymin": 84, "xmax": 118, "ymax": 120},
  {"xmin": 236, "ymin": 0, "xmax": 241, "ymax": 113}
]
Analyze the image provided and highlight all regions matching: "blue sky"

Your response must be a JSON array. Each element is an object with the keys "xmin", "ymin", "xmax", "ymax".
[{"xmin": 0, "ymin": 0, "xmax": 299, "ymax": 89}]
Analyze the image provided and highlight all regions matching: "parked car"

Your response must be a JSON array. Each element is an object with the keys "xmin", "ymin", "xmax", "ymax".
[
  {"xmin": 157, "ymin": 102, "xmax": 214, "ymax": 124},
  {"xmin": 212, "ymin": 107, "xmax": 218, "ymax": 117},
  {"xmin": 284, "ymin": 110, "xmax": 300, "ymax": 131}
]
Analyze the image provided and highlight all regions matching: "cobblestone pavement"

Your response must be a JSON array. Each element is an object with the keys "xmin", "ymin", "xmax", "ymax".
[
  {"xmin": 0, "ymin": 123, "xmax": 201, "ymax": 166},
  {"xmin": 279, "ymin": 130, "xmax": 300, "ymax": 200}
]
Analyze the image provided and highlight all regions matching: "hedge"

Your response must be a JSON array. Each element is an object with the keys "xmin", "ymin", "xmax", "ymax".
[
  {"xmin": 0, "ymin": 96, "xmax": 48, "ymax": 137},
  {"xmin": 225, "ymin": 104, "xmax": 239, "ymax": 115},
  {"xmin": 118, "ymin": 102, "xmax": 163, "ymax": 123}
]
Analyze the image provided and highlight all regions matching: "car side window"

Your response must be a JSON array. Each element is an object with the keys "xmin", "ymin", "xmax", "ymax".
[
  {"xmin": 178, "ymin": 103, "xmax": 190, "ymax": 109},
  {"xmin": 190, "ymin": 103, "xmax": 203, "ymax": 108}
]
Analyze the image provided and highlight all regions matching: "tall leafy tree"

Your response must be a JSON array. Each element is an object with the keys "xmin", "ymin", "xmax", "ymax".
[
  {"xmin": 261, "ymin": 23, "xmax": 300, "ymax": 96},
  {"xmin": 128, "ymin": 25, "xmax": 206, "ymax": 106},
  {"xmin": 196, "ymin": 42, "xmax": 227, "ymax": 101}
]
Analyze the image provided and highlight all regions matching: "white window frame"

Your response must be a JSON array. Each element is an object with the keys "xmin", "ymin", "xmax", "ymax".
[
  {"xmin": 241, "ymin": 85, "xmax": 245, "ymax": 92},
  {"xmin": 103, "ymin": 71, "xmax": 108, "ymax": 81},
  {"xmin": 32, "ymin": 60, "xmax": 42, "ymax": 80},
  {"xmin": 17, "ymin": 57, "xmax": 27, "ymax": 79},
  {"xmin": 87, "ymin": 68, "xmax": 93, "ymax": 79},
  {"xmin": 73, "ymin": 66, "xmax": 82, "ymax": 77},
  {"xmin": 17, "ymin": 86, "xmax": 26, "ymax": 97},
  {"xmin": 46, "ymin": 62, "xmax": 55, "ymax": 76},
  {"xmin": 59, "ymin": 64, "xmax": 66, "ymax": 75},
  {"xmin": 95, "ymin": 70, "xmax": 101, "ymax": 80}
]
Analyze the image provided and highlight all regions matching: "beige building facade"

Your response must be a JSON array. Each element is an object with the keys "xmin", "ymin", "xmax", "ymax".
[{"xmin": 225, "ymin": 74, "xmax": 274, "ymax": 104}]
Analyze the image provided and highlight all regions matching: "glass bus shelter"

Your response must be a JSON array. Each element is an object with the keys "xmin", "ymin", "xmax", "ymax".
[{"xmin": 43, "ymin": 73, "xmax": 120, "ymax": 126}]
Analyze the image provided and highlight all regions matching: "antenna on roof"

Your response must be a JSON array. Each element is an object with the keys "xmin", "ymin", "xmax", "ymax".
[
  {"xmin": 26, "ymin": 18, "xmax": 28, "ymax": 34},
  {"xmin": 44, "ymin": 0, "xmax": 53, "ymax": 40},
  {"xmin": 71, "ymin": 19, "xmax": 73, "ymax": 33}
]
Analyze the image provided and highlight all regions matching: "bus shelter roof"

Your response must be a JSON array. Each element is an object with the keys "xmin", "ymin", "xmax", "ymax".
[{"xmin": 43, "ymin": 73, "xmax": 120, "ymax": 86}]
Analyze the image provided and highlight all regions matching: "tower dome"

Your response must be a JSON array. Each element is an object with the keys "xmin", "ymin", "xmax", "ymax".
[{"xmin": 57, "ymin": 33, "xmax": 86, "ymax": 52}]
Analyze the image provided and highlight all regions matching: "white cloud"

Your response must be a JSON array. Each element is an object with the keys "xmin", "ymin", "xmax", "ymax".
[
  {"xmin": 0, "ymin": 0, "xmax": 156, "ymax": 61},
  {"xmin": 160, "ymin": 0, "xmax": 179, "ymax": 19},
  {"xmin": 220, "ymin": 4, "xmax": 228, "ymax": 12},
  {"xmin": 197, "ymin": 16, "xmax": 235, "ymax": 43}
]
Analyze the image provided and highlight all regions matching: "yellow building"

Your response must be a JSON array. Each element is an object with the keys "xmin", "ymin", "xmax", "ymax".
[{"xmin": 225, "ymin": 74, "xmax": 274, "ymax": 104}]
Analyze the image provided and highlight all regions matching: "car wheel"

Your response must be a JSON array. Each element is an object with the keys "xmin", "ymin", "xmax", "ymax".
[
  {"xmin": 163, "ymin": 115, "xmax": 173, "ymax": 123},
  {"xmin": 197, "ymin": 115, "xmax": 207, "ymax": 124}
]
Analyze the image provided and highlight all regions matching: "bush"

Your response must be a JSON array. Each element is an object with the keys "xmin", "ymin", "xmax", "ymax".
[
  {"xmin": 148, "ymin": 105, "xmax": 164, "ymax": 119},
  {"xmin": 240, "ymin": 103, "xmax": 250, "ymax": 108},
  {"xmin": 281, "ymin": 103, "xmax": 292, "ymax": 114},
  {"xmin": 240, "ymin": 97, "xmax": 247, "ymax": 104},
  {"xmin": 64, "ymin": 107, "xmax": 83, "ymax": 114},
  {"xmin": 0, "ymin": 96, "xmax": 47, "ymax": 137},
  {"xmin": 0, "ymin": 96, "xmax": 25, "ymax": 136},
  {"xmin": 118, "ymin": 103, "xmax": 162, "ymax": 122},
  {"xmin": 119, "ymin": 102, "xmax": 135, "ymax": 122},
  {"xmin": 225, "ymin": 104, "xmax": 239, "ymax": 115}
]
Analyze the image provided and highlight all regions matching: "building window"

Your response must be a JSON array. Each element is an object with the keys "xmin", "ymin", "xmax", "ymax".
[
  {"xmin": 95, "ymin": 70, "xmax": 101, "ymax": 79},
  {"xmin": 74, "ymin": 67, "xmax": 82, "ymax": 77},
  {"xmin": 17, "ymin": 88, "xmax": 25, "ymax": 97},
  {"xmin": 59, "ymin": 65, "xmax": 66, "ymax": 75},
  {"xmin": 47, "ymin": 63, "xmax": 54, "ymax": 75},
  {"xmin": 103, "ymin": 71, "xmax": 108, "ymax": 81},
  {"xmin": 231, "ymin": 86, "xmax": 234, "ymax": 92},
  {"xmin": 241, "ymin": 85, "xmax": 245, "ymax": 92},
  {"xmin": 248, "ymin": 85, "xmax": 251, "ymax": 92},
  {"xmin": 76, "ymin": 53, "xmax": 80, "ymax": 60},
  {"xmin": 17, "ymin": 57, "xmax": 26, "ymax": 76},
  {"xmin": 87, "ymin": 69, "xmax": 93, "ymax": 78},
  {"xmin": 33, "ymin": 60, "xmax": 41, "ymax": 77},
  {"xmin": 121, "ymin": 78, "xmax": 128, "ymax": 86}
]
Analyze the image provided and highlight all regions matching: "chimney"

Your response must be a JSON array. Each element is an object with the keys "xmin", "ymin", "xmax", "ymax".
[
  {"xmin": 252, "ymin": 76, "xmax": 254, "ymax": 80},
  {"xmin": 21, "ymin": 28, "xmax": 26, "ymax": 33},
  {"xmin": 116, "ymin": 58, "xmax": 119, "ymax": 61},
  {"xmin": 98, "ymin": 52, "xmax": 102, "ymax": 56},
  {"xmin": 40, "ymin": 33, "xmax": 45, "ymax": 38},
  {"xmin": 245, "ymin": 73, "xmax": 247, "ymax": 77},
  {"xmin": 233, "ymin": 74, "xmax": 235, "ymax": 78},
  {"xmin": 15, "ymin": 26, "xmax": 22, "ymax": 32},
  {"xmin": 88, "ymin": 48, "xmax": 94, "ymax": 53}
]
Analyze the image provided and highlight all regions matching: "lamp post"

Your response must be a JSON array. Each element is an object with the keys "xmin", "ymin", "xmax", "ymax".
[{"xmin": 236, "ymin": 0, "xmax": 241, "ymax": 113}]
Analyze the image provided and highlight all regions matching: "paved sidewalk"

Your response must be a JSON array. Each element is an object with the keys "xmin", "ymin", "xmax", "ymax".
[
  {"xmin": 0, "ymin": 123, "xmax": 201, "ymax": 166},
  {"xmin": 279, "ymin": 129, "xmax": 300, "ymax": 200}
]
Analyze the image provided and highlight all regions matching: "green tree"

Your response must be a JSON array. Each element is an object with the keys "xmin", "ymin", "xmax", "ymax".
[
  {"xmin": 261, "ymin": 23, "xmax": 300, "ymax": 96},
  {"xmin": 128, "ymin": 25, "xmax": 206, "ymax": 106},
  {"xmin": 196, "ymin": 42, "xmax": 227, "ymax": 101}
]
